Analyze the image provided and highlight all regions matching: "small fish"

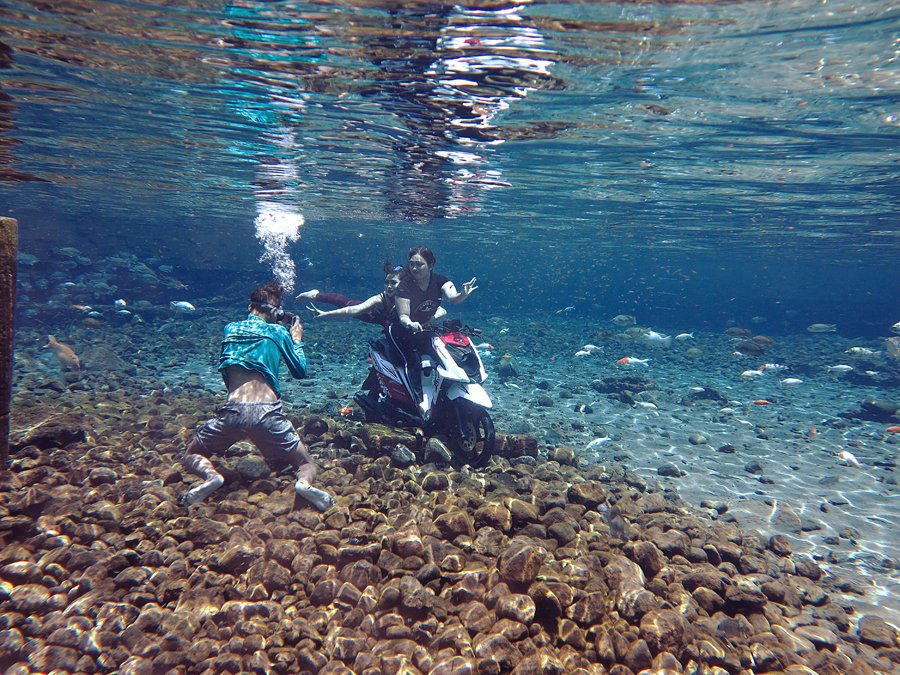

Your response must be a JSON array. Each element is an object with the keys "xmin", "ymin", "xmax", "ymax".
[
  {"xmin": 759, "ymin": 364, "xmax": 791, "ymax": 373},
  {"xmin": 719, "ymin": 407, "xmax": 735, "ymax": 413},
  {"xmin": 71, "ymin": 304, "xmax": 92, "ymax": 312},
  {"xmin": 556, "ymin": 306, "xmax": 575, "ymax": 314},
  {"xmin": 612, "ymin": 314, "xmax": 636, "ymax": 326},
  {"xmin": 827, "ymin": 365, "xmax": 853, "ymax": 372},
  {"xmin": 690, "ymin": 387, "xmax": 705, "ymax": 392},
  {"xmin": 753, "ymin": 400, "xmax": 772, "ymax": 406},
  {"xmin": 475, "ymin": 342, "xmax": 494, "ymax": 350},
  {"xmin": 781, "ymin": 378, "xmax": 803, "ymax": 386},
  {"xmin": 574, "ymin": 350, "xmax": 591, "ymax": 357},
  {"xmin": 337, "ymin": 405, "xmax": 354, "ymax": 416},
  {"xmin": 60, "ymin": 281, "xmax": 76, "ymax": 287},
  {"xmin": 845, "ymin": 347, "xmax": 881, "ymax": 357},
  {"xmin": 503, "ymin": 382, "xmax": 521, "ymax": 389},
  {"xmin": 171, "ymin": 301, "xmax": 196, "ymax": 312},
  {"xmin": 46, "ymin": 335, "xmax": 81, "ymax": 370},
  {"xmin": 741, "ymin": 370, "xmax": 765, "ymax": 378},
  {"xmin": 865, "ymin": 371, "xmax": 880, "ymax": 376},
  {"xmin": 807, "ymin": 425, "xmax": 817, "ymax": 441},
  {"xmin": 87, "ymin": 311, "xmax": 102, "ymax": 317},
  {"xmin": 751, "ymin": 316, "xmax": 767, "ymax": 324},
  {"xmin": 840, "ymin": 450, "xmax": 862, "ymax": 468},
  {"xmin": 617, "ymin": 357, "xmax": 650, "ymax": 365},
  {"xmin": 675, "ymin": 333, "xmax": 694, "ymax": 340},
  {"xmin": 635, "ymin": 402, "xmax": 657, "ymax": 409},
  {"xmin": 807, "ymin": 323, "xmax": 837, "ymax": 333},
  {"xmin": 117, "ymin": 309, "xmax": 132, "ymax": 315},
  {"xmin": 585, "ymin": 437, "xmax": 610, "ymax": 450},
  {"xmin": 891, "ymin": 321, "xmax": 900, "ymax": 335},
  {"xmin": 499, "ymin": 328, "xmax": 509, "ymax": 334},
  {"xmin": 642, "ymin": 331, "xmax": 671, "ymax": 344},
  {"xmin": 582, "ymin": 344, "xmax": 601, "ymax": 352},
  {"xmin": 114, "ymin": 299, "xmax": 127, "ymax": 307}
]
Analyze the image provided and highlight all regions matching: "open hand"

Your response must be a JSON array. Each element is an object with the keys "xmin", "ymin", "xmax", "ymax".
[{"xmin": 306, "ymin": 303, "xmax": 327, "ymax": 318}]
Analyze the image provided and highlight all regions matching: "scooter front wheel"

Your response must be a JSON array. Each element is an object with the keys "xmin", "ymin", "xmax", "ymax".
[{"xmin": 450, "ymin": 399, "xmax": 495, "ymax": 469}]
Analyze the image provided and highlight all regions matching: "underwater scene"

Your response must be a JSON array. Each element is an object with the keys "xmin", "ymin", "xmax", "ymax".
[{"xmin": 1, "ymin": 0, "xmax": 900, "ymax": 674}]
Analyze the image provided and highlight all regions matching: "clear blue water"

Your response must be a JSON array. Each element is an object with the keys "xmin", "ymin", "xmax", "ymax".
[
  {"xmin": 1, "ymin": 0, "xmax": 898, "ymax": 323},
  {"xmin": 4, "ymin": 0, "xmax": 900, "ymax": 630}
]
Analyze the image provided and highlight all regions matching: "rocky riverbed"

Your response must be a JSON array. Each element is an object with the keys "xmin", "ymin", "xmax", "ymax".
[
  {"xmin": 6, "ymin": 292, "xmax": 900, "ymax": 675},
  {"xmin": 2, "ymin": 390, "xmax": 899, "ymax": 675}
]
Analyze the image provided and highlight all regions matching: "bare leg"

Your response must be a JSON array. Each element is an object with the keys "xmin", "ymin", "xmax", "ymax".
[
  {"xmin": 182, "ymin": 446, "xmax": 224, "ymax": 505},
  {"xmin": 288, "ymin": 439, "xmax": 333, "ymax": 511}
]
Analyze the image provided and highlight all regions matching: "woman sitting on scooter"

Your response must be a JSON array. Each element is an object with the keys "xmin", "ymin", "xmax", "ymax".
[
  {"xmin": 390, "ymin": 246, "xmax": 478, "ymax": 401},
  {"xmin": 297, "ymin": 260, "xmax": 446, "ymax": 328}
]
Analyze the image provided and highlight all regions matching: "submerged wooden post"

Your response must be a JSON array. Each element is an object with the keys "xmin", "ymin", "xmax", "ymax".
[{"xmin": 0, "ymin": 217, "xmax": 16, "ymax": 468}]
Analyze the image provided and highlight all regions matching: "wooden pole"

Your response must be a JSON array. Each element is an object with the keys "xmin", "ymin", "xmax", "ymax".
[{"xmin": 0, "ymin": 217, "xmax": 17, "ymax": 468}]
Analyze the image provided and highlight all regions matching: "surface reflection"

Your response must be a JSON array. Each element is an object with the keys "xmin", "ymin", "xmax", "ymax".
[{"xmin": 356, "ymin": 0, "xmax": 558, "ymax": 222}]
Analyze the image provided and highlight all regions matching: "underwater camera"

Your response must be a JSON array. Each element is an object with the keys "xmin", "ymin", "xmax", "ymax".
[{"xmin": 273, "ymin": 309, "xmax": 298, "ymax": 326}]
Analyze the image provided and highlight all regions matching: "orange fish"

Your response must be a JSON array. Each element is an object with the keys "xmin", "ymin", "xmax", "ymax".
[
  {"xmin": 617, "ymin": 357, "xmax": 651, "ymax": 365},
  {"xmin": 338, "ymin": 406, "xmax": 354, "ymax": 416},
  {"xmin": 886, "ymin": 426, "xmax": 900, "ymax": 434},
  {"xmin": 46, "ymin": 335, "xmax": 80, "ymax": 370},
  {"xmin": 753, "ymin": 400, "xmax": 772, "ymax": 406}
]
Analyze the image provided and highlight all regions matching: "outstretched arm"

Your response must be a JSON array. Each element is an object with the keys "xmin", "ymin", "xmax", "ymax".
[
  {"xmin": 313, "ymin": 293, "xmax": 383, "ymax": 319},
  {"xmin": 442, "ymin": 278, "xmax": 477, "ymax": 304},
  {"xmin": 395, "ymin": 296, "xmax": 422, "ymax": 332}
]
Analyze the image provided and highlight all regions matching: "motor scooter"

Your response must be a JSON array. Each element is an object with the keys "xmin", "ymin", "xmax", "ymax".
[{"xmin": 354, "ymin": 320, "xmax": 495, "ymax": 468}]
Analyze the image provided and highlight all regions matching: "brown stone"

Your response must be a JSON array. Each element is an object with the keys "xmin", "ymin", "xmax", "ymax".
[
  {"xmin": 691, "ymin": 587, "xmax": 725, "ymax": 614},
  {"xmin": 340, "ymin": 560, "xmax": 382, "ymax": 591},
  {"xmin": 186, "ymin": 519, "xmax": 229, "ymax": 546},
  {"xmin": 495, "ymin": 593, "xmax": 536, "ymax": 624},
  {"xmin": 650, "ymin": 529, "xmax": 690, "ymax": 558},
  {"xmin": 399, "ymin": 575, "xmax": 432, "ymax": 613},
  {"xmin": 474, "ymin": 503, "xmax": 512, "ymax": 532},
  {"xmin": 395, "ymin": 532, "xmax": 426, "ymax": 558},
  {"xmin": 510, "ymin": 649, "xmax": 564, "ymax": 675},
  {"xmin": 475, "ymin": 634, "xmax": 522, "ymax": 671},
  {"xmin": 567, "ymin": 592, "xmax": 606, "ymax": 626},
  {"xmin": 529, "ymin": 583, "xmax": 562, "ymax": 619},
  {"xmin": 548, "ymin": 447, "xmax": 575, "ymax": 465},
  {"xmin": 641, "ymin": 608, "xmax": 690, "ymax": 655},
  {"xmin": 492, "ymin": 619, "xmax": 528, "ymax": 642},
  {"xmin": 246, "ymin": 559, "xmax": 291, "ymax": 592},
  {"xmin": 567, "ymin": 481, "xmax": 607, "ymax": 510},
  {"xmin": 725, "ymin": 576, "xmax": 768, "ymax": 608},
  {"xmin": 625, "ymin": 638, "xmax": 653, "ymax": 672},
  {"xmin": 434, "ymin": 511, "xmax": 475, "ymax": 540},
  {"xmin": 428, "ymin": 656, "xmax": 476, "ymax": 675},
  {"xmin": 506, "ymin": 499, "xmax": 540, "ymax": 524},
  {"xmin": 460, "ymin": 601, "xmax": 493, "ymax": 635},
  {"xmin": 768, "ymin": 534, "xmax": 792, "ymax": 556},
  {"xmin": 632, "ymin": 541, "xmax": 666, "ymax": 578},
  {"xmin": 859, "ymin": 615, "xmax": 899, "ymax": 649},
  {"xmin": 498, "ymin": 543, "xmax": 545, "ymax": 588},
  {"xmin": 557, "ymin": 618, "xmax": 586, "ymax": 649}
]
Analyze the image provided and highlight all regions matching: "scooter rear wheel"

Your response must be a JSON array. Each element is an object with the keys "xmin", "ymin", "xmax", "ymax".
[{"xmin": 451, "ymin": 399, "xmax": 495, "ymax": 469}]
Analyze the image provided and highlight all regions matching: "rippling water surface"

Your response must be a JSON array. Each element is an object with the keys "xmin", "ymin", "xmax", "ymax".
[{"xmin": 1, "ymin": 0, "xmax": 899, "ymax": 272}]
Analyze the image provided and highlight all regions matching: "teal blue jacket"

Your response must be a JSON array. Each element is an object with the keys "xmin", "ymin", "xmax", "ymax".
[{"xmin": 218, "ymin": 315, "xmax": 307, "ymax": 397}]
